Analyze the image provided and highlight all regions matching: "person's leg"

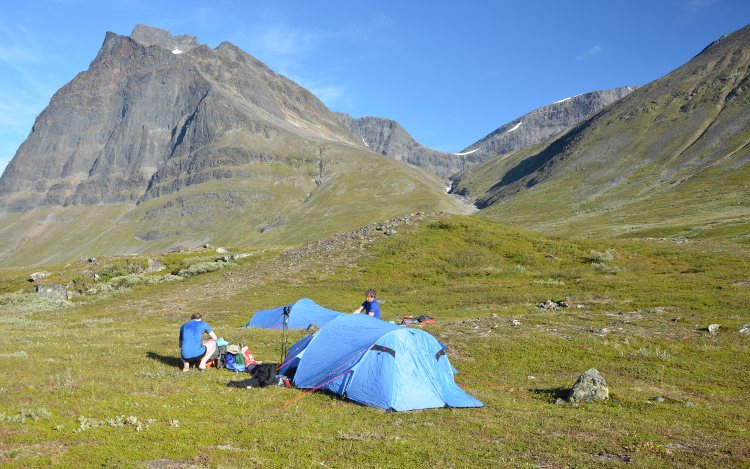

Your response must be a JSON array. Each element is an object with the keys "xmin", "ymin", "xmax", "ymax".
[
  {"xmin": 198, "ymin": 340, "xmax": 217, "ymax": 369},
  {"xmin": 181, "ymin": 357, "xmax": 190, "ymax": 372}
]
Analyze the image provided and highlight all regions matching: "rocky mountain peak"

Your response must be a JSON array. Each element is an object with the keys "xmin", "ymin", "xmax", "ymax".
[
  {"xmin": 130, "ymin": 24, "xmax": 198, "ymax": 53},
  {"xmin": 0, "ymin": 24, "xmax": 362, "ymax": 211}
]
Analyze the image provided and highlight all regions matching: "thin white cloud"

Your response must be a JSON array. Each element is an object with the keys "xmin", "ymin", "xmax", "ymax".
[
  {"xmin": 0, "ymin": 24, "xmax": 44, "ymax": 65},
  {"xmin": 686, "ymin": 0, "xmax": 719, "ymax": 13},
  {"xmin": 0, "ymin": 23, "xmax": 60, "ymax": 172},
  {"xmin": 308, "ymin": 83, "xmax": 353, "ymax": 110},
  {"xmin": 219, "ymin": 10, "xmax": 395, "ymax": 111},
  {"xmin": 576, "ymin": 44, "xmax": 603, "ymax": 61},
  {"xmin": 680, "ymin": 0, "xmax": 719, "ymax": 23}
]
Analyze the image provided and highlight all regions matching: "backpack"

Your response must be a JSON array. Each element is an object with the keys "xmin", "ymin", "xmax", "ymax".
[
  {"xmin": 215, "ymin": 344, "xmax": 228, "ymax": 369},
  {"xmin": 224, "ymin": 352, "xmax": 245, "ymax": 372}
]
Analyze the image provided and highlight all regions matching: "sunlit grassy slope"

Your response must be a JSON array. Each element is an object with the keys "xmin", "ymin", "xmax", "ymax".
[
  {"xmin": 1, "ymin": 214, "xmax": 748, "ymax": 467},
  {"xmin": 454, "ymin": 25, "xmax": 750, "ymax": 243}
]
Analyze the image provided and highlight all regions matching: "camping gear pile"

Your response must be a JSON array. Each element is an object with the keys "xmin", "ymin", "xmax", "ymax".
[
  {"xmin": 400, "ymin": 315, "xmax": 436, "ymax": 325},
  {"xmin": 222, "ymin": 343, "xmax": 257, "ymax": 372}
]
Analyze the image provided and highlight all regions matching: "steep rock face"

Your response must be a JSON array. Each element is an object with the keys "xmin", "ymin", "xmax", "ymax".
[
  {"xmin": 0, "ymin": 25, "xmax": 359, "ymax": 211},
  {"xmin": 459, "ymin": 87, "xmax": 636, "ymax": 162},
  {"xmin": 337, "ymin": 114, "xmax": 482, "ymax": 177}
]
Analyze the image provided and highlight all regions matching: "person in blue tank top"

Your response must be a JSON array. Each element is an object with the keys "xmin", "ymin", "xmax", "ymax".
[
  {"xmin": 179, "ymin": 313, "xmax": 218, "ymax": 371},
  {"xmin": 353, "ymin": 289, "xmax": 381, "ymax": 319}
]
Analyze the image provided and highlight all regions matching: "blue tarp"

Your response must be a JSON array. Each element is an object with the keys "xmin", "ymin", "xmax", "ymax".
[
  {"xmin": 280, "ymin": 313, "xmax": 483, "ymax": 411},
  {"xmin": 244, "ymin": 298, "xmax": 343, "ymax": 330}
]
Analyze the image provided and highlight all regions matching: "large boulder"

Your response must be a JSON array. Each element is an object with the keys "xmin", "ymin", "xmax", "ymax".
[
  {"xmin": 36, "ymin": 283, "xmax": 71, "ymax": 300},
  {"xmin": 568, "ymin": 368, "xmax": 609, "ymax": 403}
]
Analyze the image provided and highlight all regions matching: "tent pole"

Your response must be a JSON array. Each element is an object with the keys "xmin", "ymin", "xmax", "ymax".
[{"xmin": 280, "ymin": 304, "xmax": 291, "ymax": 363}]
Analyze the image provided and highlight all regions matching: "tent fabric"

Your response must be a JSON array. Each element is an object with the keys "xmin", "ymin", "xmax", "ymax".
[
  {"xmin": 244, "ymin": 298, "xmax": 343, "ymax": 330},
  {"xmin": 283, "ymin": 313, "xmax": 483, "ymax": 411}
]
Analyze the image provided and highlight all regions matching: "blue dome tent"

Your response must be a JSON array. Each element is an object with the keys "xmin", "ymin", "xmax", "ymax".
[
  {"xmin": 279, "ymin": 313, "xmax": 483, "ymax": 411},
  {"xmin": 244, "ymin": 298, "xmax": 343, "ymax": 330}
]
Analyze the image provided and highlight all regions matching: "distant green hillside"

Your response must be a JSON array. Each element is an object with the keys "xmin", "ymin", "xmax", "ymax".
[
  {"xmin": 454, "ymin": 24, "xmax": 750, "ymax": 242},
  {"xmin": 0, "ymin": 142, "xmax": 461, "ymax": 267}
]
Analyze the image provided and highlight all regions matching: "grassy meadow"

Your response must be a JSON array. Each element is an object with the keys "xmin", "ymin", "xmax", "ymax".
[{"xmin": 0, "ymin": 214, "xmax": 748, "ymax": 467}]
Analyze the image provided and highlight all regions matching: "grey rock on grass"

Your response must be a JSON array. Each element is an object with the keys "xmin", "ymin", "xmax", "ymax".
[{"xmin": 569, "ymin": 368, "xmax": 609, "ymax": 403}]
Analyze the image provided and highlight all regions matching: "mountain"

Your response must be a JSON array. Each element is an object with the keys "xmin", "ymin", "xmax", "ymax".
[
  {"xmin": 0, "ymin": 24, "xmax": 360, "ymax": 211},
  {"xmin": 337, "ymin": 88, "xmax": 634, "ymax": 179},
  {"xmin": 337, "ymin": 114, "xmax": 483, "ymax": 177},
  {"xmin": 453, "ymin": 24, "xmax": 750, "ymax": 241},
  {"xmin": 0, "ymin": 25, "xmax": 462, "ymax": 266},
  {"xmin": 459, "ymin": 87, "xmax": 635, "ymax": 162}
]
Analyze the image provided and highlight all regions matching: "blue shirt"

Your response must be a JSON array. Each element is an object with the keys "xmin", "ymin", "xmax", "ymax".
[
  {"xmin": 361, "ymin": 299, "xmax": 381, "ymax": 319},
  {"xmin": 179, "ymin": 319, "xmax": 212, "ymax": 358}
]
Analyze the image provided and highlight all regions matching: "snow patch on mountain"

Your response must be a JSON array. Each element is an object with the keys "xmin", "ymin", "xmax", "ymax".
[{"xmin": 507, "ymin": 122, "xmax": 522, "ymax": 133}]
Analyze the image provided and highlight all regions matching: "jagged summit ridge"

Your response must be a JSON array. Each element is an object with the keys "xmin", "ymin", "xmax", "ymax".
[
  {"xmin": 460, "ymin": 87, "xmax": 636, "ymax": 161},
  {"xmin": 130, "ymin": 24, "xmax": 198, "ymax": 53}
]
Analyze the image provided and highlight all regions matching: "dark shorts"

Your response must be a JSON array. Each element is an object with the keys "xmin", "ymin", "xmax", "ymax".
[{"xmin": 182, "ymin": 346, "xmax": 207, "ymax": 363}]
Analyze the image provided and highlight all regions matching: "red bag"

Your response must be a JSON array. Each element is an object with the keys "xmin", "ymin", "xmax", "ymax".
[{"xmin": 241, "ymin": 346, "xmax": 257, "ymax": 366}]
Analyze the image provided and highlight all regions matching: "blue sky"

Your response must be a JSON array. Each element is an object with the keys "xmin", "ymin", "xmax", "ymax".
[{"xmin": 1, "ymin": 1, "xmax": 749, "ymax": 174}]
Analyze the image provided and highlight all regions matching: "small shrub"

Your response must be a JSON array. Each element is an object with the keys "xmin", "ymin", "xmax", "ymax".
[
  {"xmin": 108, "ymin": 273, "xmax": 181, "ymax": 289},
  {"xmin": 52, "ymin": 369, "xmax": 76, "ymax": 389},
  {"xmin": 75, "ymin": 416, "xmax": 103, "ymax": 432},
  {"xmin": 177, "ymin": 261, "xmax": 233, "ymax": 277},
  {"xmin": 622, "ymin": 347, "xmax": 673, "ymax": 361},
  {"xmin": 75, "ymin": 415, "xmax": 155, "ymax": 433},
  {"xmin": 593, "ymin": 262, "xmax": 624, "ymax": 274},
  {"xmin": 97, "ymin": 260, "xmax": 147, "ymax": 281},
  {"xmin": 79, "ymin": 318, "xmax": 114, "ymax": 327},
  {"xmin": 4, "ymin": 408, "xmax": 52, "ymax": 423},
  {"xmin": 0, "ymin": 292, "xmax": 71, "ymax": 313},
  {"xmin": 589, "ymin": 249, "xmax": 616, "ymax": 263},
  {"xmin": 70, "ymin": 275, "xmax": 96, "ymax": 294}
]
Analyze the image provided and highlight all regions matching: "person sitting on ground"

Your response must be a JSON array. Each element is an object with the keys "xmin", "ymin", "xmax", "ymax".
[
  {"xmin": 353, "ymin": 288, "xmax": 381, "ymax": 319},
  {"xmin": 179, "ymin": 312, "xmax": 218, "ymax": 371}
]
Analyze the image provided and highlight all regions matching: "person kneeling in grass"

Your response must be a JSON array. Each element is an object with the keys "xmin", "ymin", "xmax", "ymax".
[
  {"xmin": 179, "ymin": 312, "xmax": 218, "ymax": 371},
  {"xmin": 353, "ymin": 289, "xmax": 381, "ymax": 319}
]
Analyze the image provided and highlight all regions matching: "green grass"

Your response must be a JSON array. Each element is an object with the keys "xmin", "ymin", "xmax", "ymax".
[{"xmin": 0, "ymin": 214, "xmax": 748, "ymax": 467}]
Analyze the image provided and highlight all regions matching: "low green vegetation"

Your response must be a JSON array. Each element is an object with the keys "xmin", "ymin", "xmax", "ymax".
[{"xmin": 0, "ymin": 214, "xmax": 748, "ymax": 467}]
